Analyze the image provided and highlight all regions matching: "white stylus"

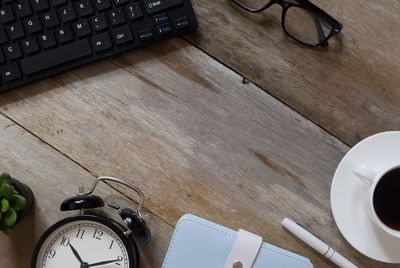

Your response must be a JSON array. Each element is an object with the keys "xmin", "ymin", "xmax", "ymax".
[{"xmin": 281, "ymin": 218, "xmax": 358, "ymax": 268}]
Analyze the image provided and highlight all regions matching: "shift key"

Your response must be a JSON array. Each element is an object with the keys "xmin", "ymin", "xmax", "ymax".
[
  {"xmin": 20, "ymin": 40, "xmax": 92, "ymax": 75},
  {"xmin": 143, "ymin": 0, "xmax": 183, "ymax": 14}
]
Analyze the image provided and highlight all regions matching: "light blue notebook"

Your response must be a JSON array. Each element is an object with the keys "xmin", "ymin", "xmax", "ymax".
[{"xmin": 162, "ymin": 214, "xmax": 313, "ymax": 268}]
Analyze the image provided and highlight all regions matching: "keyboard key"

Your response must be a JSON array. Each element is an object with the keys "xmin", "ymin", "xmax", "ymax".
[
  {"xmin": 92, "ymin": 32, "xmax": 112, "ymax": 52},
  {"xmin": 58, "ymin": 5, "xmax": 76, "ymax": 23},
  {"xmin": 38, "ymin": 31, "xmax": 56, "ymax": 48},
  {"xmin": 21, "ymin": 36, "xmax": 40, "ymax": 54},
  {"xmin": 51, "ymin": 0, "xmax": 66, "ymax": 6},
  {"xmin": 76, "ymin": 0, "xmax": 94, "ymax": 17},
  {"xmin": 14, "ymin": 0, "xmax": 33, "ymax": 18},
  {"xmin": 94, "ymin": 0, "xmax": 111, "ymax": 11},
  {"xmin": 174, "ymin": 16, "xmax": 190, "ymax": 29},
  {"xmin": 142, "ymin": 0, "xmax": 182, "ymax": 15},
  {"xmin": 126, "ymin": 3, "xmax": 143, "ymax": 21},
  {"xmin": 0, "ymin": 26, "xmax": 8, "ymax": 44},
  {"xmin": 153, "ymin": 13, "xmax": 168, "ymax": 25},
  {"xmin": 6, "ymin": 22, "xmax": 25, "ymax": 40},
  {"xmin": 0, "ymin": 6, "xmax": 15, "ymax": 23},
  {"xmin": 1, "ymin": 63, "xmax": 22, "ymax": 82},
  {"xmin": 55, "ymin": 25, "xmax": 73, "ymax": 43},
  {"xmin": 112, "ymin": 24, "xmax": 133, "ymax": 45},
  {"xmin": 20, "ymin": 39, "xmax": 92, "ymax": 75},
  {"xmin": 0, "ymin": 50, "xmax": 5, "ymax": 63},
  {"xmin": 41, "ymin": 11, "xmax": 60, "ymax": 28},
  {"xmin": 31, "ymin": 0, "xmax": 49, "ymax": 12},
  {"xmin": 91, "ymin": 14, "xmax": 108, "ymax": 31},
  {"xmin": 24, "ymin": 16, "xmax": 42, "ymax": 34},
  {"xmin": 156, "ymin": 23, "xmax": 171, "ymax": 35},
  {"xmin": 4, "ymin": 43, "xmax": 22, "ymax": 60},
  {"xmin": 138, "ymin": 28, "xmax": 153, "ymax": 41},
  {"xmin": 74, "ymin": 20, "xmax": 91, "ymax": 37},
  {"xmin": 110, "ymin": 8, "xmax": 125, "ymax": 26},
  {"xmin": 113, "ymin": 0, "xmax": 129, "ymax": 6}
]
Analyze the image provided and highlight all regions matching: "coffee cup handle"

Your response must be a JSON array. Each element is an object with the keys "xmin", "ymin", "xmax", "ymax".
[{"xmin": 353, "ymin": 164, "xmax": 376, "ymax": 185}]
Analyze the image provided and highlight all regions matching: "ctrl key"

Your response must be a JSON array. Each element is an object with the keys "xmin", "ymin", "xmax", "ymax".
[{"xmin": 1, "ymin": 63, "xmax": 22, "ymax": 82}]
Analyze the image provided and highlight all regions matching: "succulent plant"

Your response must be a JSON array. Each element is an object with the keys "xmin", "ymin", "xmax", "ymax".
[{"xmin": 0, "ymin": 173, "xmax": 27, "ymax": 235}]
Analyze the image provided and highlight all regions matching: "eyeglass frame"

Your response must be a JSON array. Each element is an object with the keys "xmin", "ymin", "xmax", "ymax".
[{"xmin": 231, "ymin": 0, "xmax": 343, "ymax": 47}]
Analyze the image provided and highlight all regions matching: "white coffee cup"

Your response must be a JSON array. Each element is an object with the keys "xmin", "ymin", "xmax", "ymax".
[{"xmin": 353, "ymin": 163, "xmax": 400, "ymax": 238}]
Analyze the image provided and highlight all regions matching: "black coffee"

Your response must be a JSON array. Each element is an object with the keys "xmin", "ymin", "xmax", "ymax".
[{"xmin": 373, "ymin": 167, "xmax": 400, "ymax": 230}]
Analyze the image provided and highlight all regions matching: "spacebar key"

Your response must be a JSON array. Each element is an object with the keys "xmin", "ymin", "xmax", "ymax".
[{"xmin": 20, "ymin": 40, "xmax": 92, "ymax": 75}]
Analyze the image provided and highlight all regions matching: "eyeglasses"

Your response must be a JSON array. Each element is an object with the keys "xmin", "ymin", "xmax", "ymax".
[{"xmin": 231, "ymin": 0, "xmax": 343, "ymax": 47}]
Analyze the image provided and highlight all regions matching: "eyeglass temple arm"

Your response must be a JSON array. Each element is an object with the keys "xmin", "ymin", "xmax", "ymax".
[
  {"xmin": 299, "ymin": 0, "xmax": 342, "ymax": 32},
  {"xmin": 312, "ymin": 14, "xmax": 328, "ymax": 46},
  {"xmin": 231, "ymin": 0, "xmax": 274, "ymax": 13}
]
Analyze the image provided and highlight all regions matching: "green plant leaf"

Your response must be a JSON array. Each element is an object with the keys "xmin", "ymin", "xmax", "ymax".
[
  {"xmin": 4, "ymin": 208, "xmax": 17, "ymax": 227},
  {"xmin": 0, "ymin": 173, "xmax": 12, "ymax": 187},
  {"xmin": 2, "ymin": 225, "xmax": 13, "ymax": 235},
  {"xmin": 10, "ymin": 195, "xmax": 26, "ymax": 212},
  {"xmin": 1, "ymin": 198, "xmax": 9, "ymax": 213},
  {"xmin": 0, "ymin": 183, "xmax": 14, "ymax": 199}
]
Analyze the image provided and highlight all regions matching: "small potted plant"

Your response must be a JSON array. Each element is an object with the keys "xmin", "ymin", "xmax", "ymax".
[{"xmin": 0, "ymin": 173, "xmax": 34, "ymax": 235}]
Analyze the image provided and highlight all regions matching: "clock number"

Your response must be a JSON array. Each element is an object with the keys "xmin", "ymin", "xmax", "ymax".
[
  {"xmin": 76, "ymin": 228, "xmax": 85, "ymax": 239},
  {"xmin": 60, "ymin": 236, "xmax": 70, "ymax": 247},
  {"xmin": 109, "ymin": 240, "xmax": 114, "ymax": 249},
  {"xmin": 92, "ymin": 229, "xmax": 103, "ymax": 240},
  {"xmin": 48, "ymin": 249, "xmax": 56, "ymax": 259}
]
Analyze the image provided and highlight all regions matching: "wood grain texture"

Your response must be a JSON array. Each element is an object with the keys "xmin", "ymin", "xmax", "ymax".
[
  {"xmin": 0, "ymin": 115, "xmax": 172, "ymax": 268},
  {"xmin": 0, "ymin": 37, "xmax": 392, "ymax": 267},
  {"xmin": 184, "ymin": 0, "xmax": 400, "ymax": 146}
]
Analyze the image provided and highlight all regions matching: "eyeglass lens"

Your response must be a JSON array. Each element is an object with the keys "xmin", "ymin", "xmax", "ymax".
[
  {"xmin": 234, "ymin": 0, "xmax": 270, "ymax": 10},
  {"xmin": 284, "ymin": 6, "xmax": 333, "ymax": 46}
]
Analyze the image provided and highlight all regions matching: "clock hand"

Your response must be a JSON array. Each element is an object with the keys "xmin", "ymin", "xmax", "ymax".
[
  {"xmin": 69, "ymin": 243, "xmax": 84, "ymax": 264},
  {"xmin": 87, "ymin": 258, "xmax": 121, "ymax": 267}
]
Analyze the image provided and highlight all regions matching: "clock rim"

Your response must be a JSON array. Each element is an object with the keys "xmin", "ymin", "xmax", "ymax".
[{"xmin": 31, "ymin": 214, "xmax": 138, "ymax": 268}]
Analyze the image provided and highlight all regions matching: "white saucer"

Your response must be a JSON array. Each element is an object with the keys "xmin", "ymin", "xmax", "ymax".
[{"xmin": 331, "ymin": 131, "xmax": 400, "ymax": 263}]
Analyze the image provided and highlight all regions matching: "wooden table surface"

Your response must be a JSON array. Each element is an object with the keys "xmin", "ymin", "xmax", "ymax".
[{"xmin": 0, "ymin": 0, "xmax": 399, "ymax": 267}]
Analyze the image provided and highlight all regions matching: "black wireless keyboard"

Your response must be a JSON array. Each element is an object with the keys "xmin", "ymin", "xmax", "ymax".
[{"xmin": 0, "ymin": 0, "xmax": 197, "ymax": 92}]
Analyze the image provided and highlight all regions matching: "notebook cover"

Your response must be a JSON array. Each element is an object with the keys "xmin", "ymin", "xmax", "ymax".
[{"xmin": 162, "ymin": 214, "xmax": 313, "ymax": 268}]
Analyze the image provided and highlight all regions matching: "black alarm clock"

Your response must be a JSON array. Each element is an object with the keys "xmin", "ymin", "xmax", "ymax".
[{"xmin": 31, "ymin": 177, "xmax": 151, "ymax": 268}]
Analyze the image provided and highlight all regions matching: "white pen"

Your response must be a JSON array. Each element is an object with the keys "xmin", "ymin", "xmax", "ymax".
[{"xmin": 281, "ymin": 218, "xmax": 358, "ymax": 268}]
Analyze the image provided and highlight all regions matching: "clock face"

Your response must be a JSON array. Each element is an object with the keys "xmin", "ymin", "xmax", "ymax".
[{"xmin": 33, "ymin": 217, "xmax": 133, "ymax": 268}]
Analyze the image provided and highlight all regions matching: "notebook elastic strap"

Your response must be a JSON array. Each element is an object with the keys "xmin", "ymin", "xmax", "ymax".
[{"xmin": 224, "ymin": 229, "xmax": 263, "ymax": 268}]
